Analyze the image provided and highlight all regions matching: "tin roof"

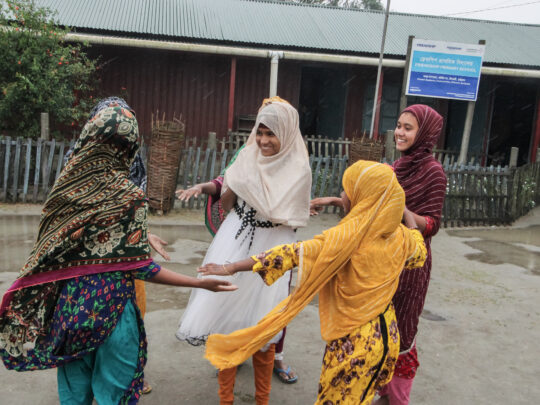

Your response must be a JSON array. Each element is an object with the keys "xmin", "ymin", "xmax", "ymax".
[{"xmin": 36, "ymin": 0, "xmax": 540, "ymax": 67}]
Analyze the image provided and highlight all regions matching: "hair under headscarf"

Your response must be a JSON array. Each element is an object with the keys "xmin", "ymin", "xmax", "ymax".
[
  {"xmin": 222, "ymin": 100, "xmax": 311, "ymax": 227},
  {"xmin": 205, "ymin": 161, "xmax": 422, "ymax": 370},
  {"xmin": 393, "ymin": 104, "xmax": 446, "ymax": 220}
]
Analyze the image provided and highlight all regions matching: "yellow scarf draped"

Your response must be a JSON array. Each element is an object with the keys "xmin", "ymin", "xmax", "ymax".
[{"xmin": 206, "ymin": 161, "xmax": 420, "ymax": 370}]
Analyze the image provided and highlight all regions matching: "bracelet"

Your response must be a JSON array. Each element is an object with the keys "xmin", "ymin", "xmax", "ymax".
[{"xmin": 222, "ymin": 264, "xmax": 232, "ymax": 276}]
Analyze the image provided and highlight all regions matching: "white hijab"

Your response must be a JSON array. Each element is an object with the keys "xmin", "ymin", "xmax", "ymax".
[{"xmin": 223, "ymin": 101, "xmax": 311, "ymax": 227}]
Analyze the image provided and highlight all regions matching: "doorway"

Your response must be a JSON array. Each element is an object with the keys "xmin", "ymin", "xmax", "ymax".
[{"xmin": 298, "ymin": 67, "xmax": 348, "ymax": 140}]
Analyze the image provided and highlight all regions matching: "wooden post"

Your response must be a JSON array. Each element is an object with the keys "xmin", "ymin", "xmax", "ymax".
[
  {"xmin": 3, "ymin": 137, "xmax": 11, "ymax": 202},
  {"xmin": 40, "ymin": 113, "xmax": 50, "ymax": 140},
  {"xmin": 509, "ymin": 147, "xmax": 519, "ymax": 167},
  {"xmin": 227, "ymin": 57, "xmax": 237, "ymax": 132},
  {"xmin": 399, "ymin": 35, "xmax": 415, "ymax": 113},
  {"xmin": 208, "ymin": 132, "xmax": 217, "ymax": 150}
]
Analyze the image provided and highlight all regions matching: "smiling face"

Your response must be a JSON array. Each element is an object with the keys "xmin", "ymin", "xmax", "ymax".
[
  {"xmin": 394, "ymin": 112, "xmax": 419, "ymax": 152},
  {"xmin": 256, "ymin": 124, "xmax": 281, "ymax": 156}
]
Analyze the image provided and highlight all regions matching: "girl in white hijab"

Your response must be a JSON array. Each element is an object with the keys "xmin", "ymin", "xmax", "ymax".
[{"xmin": 177, "ymin": 99, "xmax": 311, "ymax": 404}]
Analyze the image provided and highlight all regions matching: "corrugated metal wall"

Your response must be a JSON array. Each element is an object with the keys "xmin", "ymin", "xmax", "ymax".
[
  {"xmin": 91, "ymin": 47, "xmax": 305, "ymax": 140},
  {"xmin": 90, "ymin": 45, "xmax": 368, "ymax": 141},
  {"xmin": 234, "ymin": 58, "xmax": 302, "ymax": 118},
  {"xmin": 93, "ymin": 47, "xmax": 231, "ymax": 141}
]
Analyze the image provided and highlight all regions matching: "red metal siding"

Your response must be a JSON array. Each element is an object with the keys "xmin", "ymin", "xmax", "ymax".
[
  {"xmin": 233, "ymin": 58, "xmax": 301, "ymax": 122},
  {"xmin": 92, "ymin": 47, "xmax": 231, "ymax": 141},
  {"xmin": 90, "ymin": 47, "xmax": 304, "ymax": 140},
  {"xmin": 233, "ymin": 57, "xmax": 270, "ymax": 118}
]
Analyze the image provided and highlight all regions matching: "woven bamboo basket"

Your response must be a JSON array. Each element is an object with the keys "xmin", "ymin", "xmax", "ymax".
[
  {"xmin": 147, "ymin": 114, "xmax": 185, "ymax": 214},
  {"xmin": 349, "ymin": 133, "xmax": 385, "ymax": 164}
]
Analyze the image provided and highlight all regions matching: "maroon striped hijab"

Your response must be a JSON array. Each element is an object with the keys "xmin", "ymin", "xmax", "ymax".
[{"xmin": 393, "ymin": 104, "xmax": 446, "ymax": 221}]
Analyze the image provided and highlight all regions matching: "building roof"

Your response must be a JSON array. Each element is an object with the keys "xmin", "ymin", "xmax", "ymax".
[{"xmin": 36, "ymin": 0, "xmax": 540, "ymax": 68}]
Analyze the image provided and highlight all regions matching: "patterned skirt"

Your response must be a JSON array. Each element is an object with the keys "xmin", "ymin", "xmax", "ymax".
[{"xmin": 316, "ymin": 304, "xmax": 399, "ymax": 405}]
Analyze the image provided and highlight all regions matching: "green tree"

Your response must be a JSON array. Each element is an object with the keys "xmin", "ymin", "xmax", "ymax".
[{"xmin": 0, "ymin": 0, "xmax": 99, "ymax": 138}]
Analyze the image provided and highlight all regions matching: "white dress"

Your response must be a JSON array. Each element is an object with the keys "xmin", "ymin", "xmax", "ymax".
[{"xmin": 176, "ymin": 199, "xmax": 295, "ymax": 346}]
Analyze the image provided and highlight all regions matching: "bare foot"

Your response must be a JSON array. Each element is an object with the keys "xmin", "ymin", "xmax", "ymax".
[{"xmin": 273, "ymin": 359, "xmax": 298, "ymax": 384}]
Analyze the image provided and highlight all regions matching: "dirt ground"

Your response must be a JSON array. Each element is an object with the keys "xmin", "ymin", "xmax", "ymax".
[{"xmin": 0, "ymin": 204, "xmax": 538, "ymax": 404}]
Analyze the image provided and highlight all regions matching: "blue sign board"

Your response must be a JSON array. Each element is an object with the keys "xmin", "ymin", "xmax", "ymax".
[{"xmin": 406, "ymin": 39, "xmax": 485, "ymax": 101}]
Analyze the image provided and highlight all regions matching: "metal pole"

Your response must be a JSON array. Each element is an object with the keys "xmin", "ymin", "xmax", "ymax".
[
  {"xmin": 458, "ymin": 101, "xmax": 475, "ymax": 165},
  {"xmin": 369, "ymin": 0, "xmax": 391, "ymax": 139},
  {"xmin": 457, "ymin": 39, "xmax": 486, "ymax": 166},
  {"xmin": 269, "ymin": 51, "xmax": 282, "ymax": 97},
  {"xmin": 399, "ymin": 35, "xmax": 415, "ymax": 113}
]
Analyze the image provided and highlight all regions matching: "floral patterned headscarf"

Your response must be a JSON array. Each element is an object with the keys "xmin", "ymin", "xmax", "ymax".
[{"xmin": 0, "ymin": 106, "xmax": 151, "ymax": 357}]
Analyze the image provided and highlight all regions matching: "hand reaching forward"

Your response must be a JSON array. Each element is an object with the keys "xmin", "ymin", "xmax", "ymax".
[
  {"xmin": 199, "ymin": 278, "xmax": 238, "ymax": 292},
  {"xmin": 198, "ymin": 263, "xmax": 233, "ymax": 277},
  {"xmin": 176, "ymin": 185, "xmax": 203, "ymax": 202},
  {"xmin": 148, "ymin": 233, "xmax": 171, "ymax": 261}
]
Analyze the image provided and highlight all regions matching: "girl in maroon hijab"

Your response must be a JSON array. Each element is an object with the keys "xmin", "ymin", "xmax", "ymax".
[{"xmin": 376, "ymin": 104, "xmax": 447, "ymax": 405}]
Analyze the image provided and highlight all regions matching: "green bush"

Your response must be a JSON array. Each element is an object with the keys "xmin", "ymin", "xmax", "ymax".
[{"xmin": 0, "ymin": 0, "xmax": 99, "ymax": 138}]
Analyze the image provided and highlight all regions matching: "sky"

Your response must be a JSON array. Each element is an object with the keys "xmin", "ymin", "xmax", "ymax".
[{"xmin": 386, "ymin": 0, "xmax": 540, "ymax": 25}]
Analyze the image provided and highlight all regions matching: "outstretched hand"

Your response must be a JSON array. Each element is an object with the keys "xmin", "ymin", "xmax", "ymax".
[
  {"xmin": 309, "ymin": 196, "xmax": 340, "ymax": 216},
  {"xmin": 198, "ymin": 263, "xmax": 232, "ymax": 277},
  {"xmin": 199, "ymin": 278, "xmax": 238, "ymax": 292},
  {"xmin": 176, "ymin": 185, "xmax": 203, "ymax": 202},
  {"xmin": 148, "ymin": 233, "xmax": 171, "ymax": 261}
]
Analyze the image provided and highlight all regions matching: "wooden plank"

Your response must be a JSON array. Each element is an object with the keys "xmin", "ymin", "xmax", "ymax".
[
  {"xmin": 22, "ymin": 138, "xmax": 32, "ymax": 203},
  {"xmin": 318, "ymin": 157, "xmax": 330, "ymax": 198},
  {"xmin": 12, "ymin": 137, "xmax": 22, "ymax": 202},
  {"xmin": 33, "ymin": 139, "xmax": 42, "ymax": 203},
  {"xmin": 3, "ymin": 137, "xmax": 11, "ymax": 202},
  {"xmin": 188, "ymin": 147, "xmax": 201, "ymax": 209},
  {"xmin": 312, "ymin": 156, "xmax": 322, "ymax": 198},
  {"xmin": 55, "ymin": 140, "xmax": 65, "ymax": 180},
  {"xmin": 181, "ymin": 147, "xmax": 193, "ymax": 208},
  {"xmin": 43, "ymin": 138, "xmax": 56, "ymax": 197},
  {"xmin": 220, "ymin": 149, "xmax": 228, "ymax": 174},
  {"xmin": 209, "ymin": 149, "xmax": 217, "ymax": 180},
  {"xmin": 197, "ymin": 148, "xmax": 211, "ymax": 209}
]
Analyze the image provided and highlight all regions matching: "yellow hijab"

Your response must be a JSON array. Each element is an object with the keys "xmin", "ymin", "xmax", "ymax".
[{"xmin": 206, "ymin": 161, "xmax": 419, "ymax": 369}]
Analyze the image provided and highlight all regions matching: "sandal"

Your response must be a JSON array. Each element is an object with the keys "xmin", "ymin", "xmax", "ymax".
[
  {"xmin": 142, "ymin": 381, "xmax": 152, "ymax": 395},
  {"xmin": 273, "ymin": 366, "xmax": 298, "ymax": 384}
]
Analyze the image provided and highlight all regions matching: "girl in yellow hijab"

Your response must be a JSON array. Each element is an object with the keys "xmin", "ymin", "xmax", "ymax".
[{"xmin": 198, "ymin": 160, "xmax": 427, "ymax": 404}]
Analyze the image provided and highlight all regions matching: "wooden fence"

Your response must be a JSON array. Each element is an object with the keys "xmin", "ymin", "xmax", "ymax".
[
  {"xmin": 174, "ymin": 147, "xmax": 348, "ymax": 212},
  {"xmin": 2, "ymin": 136, "xmax": 539, "ymax": 228},
  {"xmin": 442, "ymin": 161, "xmax": 540, "ymax": 227},
  {"xmin": 0, "ymin": 136, "xmax": 75, "ymax": 203},
  {"xmin": 185, "ymin": 132, "xmax": 479, "ymax": 163},
  {"xmin": 185, "ymin": 132, "xmax": 352, "ymax": 157}
]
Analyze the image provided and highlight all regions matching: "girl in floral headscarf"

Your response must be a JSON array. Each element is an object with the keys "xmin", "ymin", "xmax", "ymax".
[
  {"xmin": 198, "ymin": 160, "xmax": 427, "ymax": 405},
  {"xmin": 0, "ymin": 105, "xmax": 235, "ymax": 405}
]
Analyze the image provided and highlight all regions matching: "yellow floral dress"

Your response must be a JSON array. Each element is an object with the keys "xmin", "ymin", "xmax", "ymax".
[{"xmin": 251, "ymin": 229, "xmax": 426, "ymax": 405}]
